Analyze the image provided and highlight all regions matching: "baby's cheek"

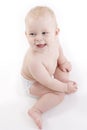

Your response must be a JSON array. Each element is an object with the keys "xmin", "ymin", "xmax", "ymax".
[
  {"xmin": 47, "ymin": 37, "xmax": 54, "ymax": 42},
  {"xmin": 28, "ymin": 39, "xmax": 33, "ymax": 45}
]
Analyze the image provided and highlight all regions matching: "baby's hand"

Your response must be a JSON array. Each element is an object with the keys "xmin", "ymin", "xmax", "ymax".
[
  {"xmin": 59, "ymin": 61, "xmax": 72, "ymax": 72},
  {"xmin": 66, "ymin": 81, "xmax": 78, "ymax": 94}
]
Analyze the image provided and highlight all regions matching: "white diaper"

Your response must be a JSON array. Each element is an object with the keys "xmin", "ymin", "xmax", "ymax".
[{"xmin": 21, "ymin": 76, "xmax": 38, "ymax": 98}]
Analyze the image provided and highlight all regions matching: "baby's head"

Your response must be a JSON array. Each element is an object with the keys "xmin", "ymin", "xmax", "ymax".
[{"xmin": 25, "ymin": 6, "xmax": 60, "ymax": 51}]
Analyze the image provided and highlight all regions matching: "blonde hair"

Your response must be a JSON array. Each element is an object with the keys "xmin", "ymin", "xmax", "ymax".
[{"xmin": 25, "ymin": 6, "xmax": 57, "ymax": 26}]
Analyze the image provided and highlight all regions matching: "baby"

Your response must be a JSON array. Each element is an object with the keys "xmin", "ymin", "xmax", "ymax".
[{"xmin": 21, "ymin": 6, "xmax": 78, "ymax": 130}]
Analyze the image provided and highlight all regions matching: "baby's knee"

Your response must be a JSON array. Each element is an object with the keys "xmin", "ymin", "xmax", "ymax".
[
  {"xmin": 54, "ymin": 68, "xmax": 69, "ymax": 82},
  {"xmin": 54, "ymin": 91, "xmax": 65, "ymax": 100}
]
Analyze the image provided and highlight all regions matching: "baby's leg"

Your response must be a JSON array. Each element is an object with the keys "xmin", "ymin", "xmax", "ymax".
[
  {"xmin": 54, "ymin": 67, "xmax": 70, "ymax": 83},
  {"xmin": 28, "ymin": 82, "xmax": 65, "ymax": 129},
  {"xmin": 54, "ymin": 67, "xmax": 77, "ymax": 94},
  {"xmin": 29, "ymin": 82, "xmax": 54, "ymax": 97}
]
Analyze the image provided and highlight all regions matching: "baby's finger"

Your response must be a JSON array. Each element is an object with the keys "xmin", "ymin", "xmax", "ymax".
[
  {"xmin": 66, "ymin": 68, "xmax": 70, "ymax": 72},
  {"xmin": 69, "ymin": 67, "xmax": 72, "ymax": 71},
  {"xmin": 73, "ymin": 82, "xmax": 78, "ymax": 87},
  {"xmin": 67, "ymin": 66, "xmax": 72, "ymax": 71},
  {"xmin": 73, "ymin": 82, "xmax": 78, "ymax": 90},
  {"xmin": 61, "ymin": 68, "xmax": 66, "ymax": 72}
]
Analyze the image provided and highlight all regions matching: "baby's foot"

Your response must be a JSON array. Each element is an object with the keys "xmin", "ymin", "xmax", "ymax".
[
  {"xmin": 66, "ymin": 81, "xmax": 78, "ymax": 94},
  {"xmin": 28, "ymin": 108, "xmax": 42, "ymax": 130}
]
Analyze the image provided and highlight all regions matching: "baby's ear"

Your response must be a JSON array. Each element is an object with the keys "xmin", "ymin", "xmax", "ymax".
[{"xmin": 55, "ymin": 28, "xmax": 60, "ymax": 35}]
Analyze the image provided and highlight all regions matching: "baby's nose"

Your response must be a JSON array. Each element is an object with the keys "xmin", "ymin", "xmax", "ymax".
[
  {"xmin": 34, "ymin": 35, "xmax": 44, "ymax": 43},
  {"xmin": 35, "ymin": 38, "xmax": 42, "ymax": 42}
]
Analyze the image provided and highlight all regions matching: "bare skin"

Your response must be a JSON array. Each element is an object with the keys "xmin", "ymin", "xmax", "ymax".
[
  {"xmin": 27, "ymin": 69, "xmax": 77, "ymax": 129},
  {"xmin": 21, "ymin": 7, "xmax": 78, "ymax": 129}
]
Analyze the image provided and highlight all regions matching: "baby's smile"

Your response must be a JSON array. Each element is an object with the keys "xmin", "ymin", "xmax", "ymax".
[{"xmin": 36, "ymin": 43, "xmax": 47, "ymax": 48}]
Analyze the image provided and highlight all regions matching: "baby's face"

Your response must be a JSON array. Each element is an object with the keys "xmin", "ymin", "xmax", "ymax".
[{"xmin": 25, "ymin": 15, "xmax": 59, "ymax": 51}]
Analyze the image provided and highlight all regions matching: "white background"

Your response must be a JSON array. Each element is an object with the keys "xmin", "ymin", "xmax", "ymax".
[{"xmin": 0, "ymin": 0, "xmax": 87, "ymax": 130}]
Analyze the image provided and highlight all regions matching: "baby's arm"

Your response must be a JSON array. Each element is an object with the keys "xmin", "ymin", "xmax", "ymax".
[
  {"xmin": 58, "ymin": 44, "xmax": 72, "ymax": 72},
  {"xmin": 29, "ymin": 60, "xmax": 67, "ymax": 93}
]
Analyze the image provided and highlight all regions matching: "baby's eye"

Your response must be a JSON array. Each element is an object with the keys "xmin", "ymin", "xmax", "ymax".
[
  {"xmin": 29, "ymin": 33, "xmax": 36, "ymax": 36},
  {"xmin": 42, "ymin": 32, "xmax": 48, "ymax": 35}
]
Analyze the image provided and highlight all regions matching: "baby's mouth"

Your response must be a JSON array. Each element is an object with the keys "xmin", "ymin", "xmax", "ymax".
[{"xmin": 36, "ymin": 43, "xmax": 47, "ymax": 48}]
